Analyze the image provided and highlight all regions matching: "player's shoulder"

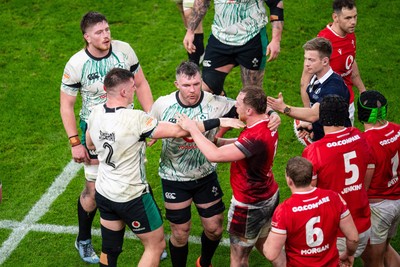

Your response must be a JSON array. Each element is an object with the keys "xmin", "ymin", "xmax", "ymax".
[
  {"xmin": 66, "ymin": 48, "xmax": 88, "ymax": 68},
  {"xmin": 88, "ymin": 103, "xmax": 104, "ymax": 120},
  {"xmin": 111, "ymin": 40, "xmax": 135, "ymax": 53},
  {"xmin": 325, "ymin": 73, "xmax": 348, "ymax": 90},
  {"xmin": 154, "ymin": 91, "xmax": 177, "ymax": 106},
  {"xmin": 203, "ymin": 91, "xmax": 234, "ymax": 106},
  {"xmin": 111, "ymin": 39, "xmax": 131, "ymax": 47},
  {"xmin": 317, "ymin": 25, "xmax": 334, "ymax": 39}
]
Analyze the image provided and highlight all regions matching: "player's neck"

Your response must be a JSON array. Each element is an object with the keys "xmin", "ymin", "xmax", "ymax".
[
  {"xmin": 292, "ymin": 185, "xmax": 314, "ymax": 193},
  {"xmin": 105, "ymin": 98, "xmax": 129, "ymax": 109},
  {"xmin": 364, "ymin": 121, "xmax": 387, "ymax": 130},
  {"xmin": 245, "ymin": 114, "xmax": 268, "ymax": 127},
  {"xmin": 323, "ymin": 125, "xmax": 345, "ymax": 134},
  {"xmin": 330, "ymin": 23, "xmax": 347, "ymax": 38},
  {"xmin": 87, "ymin": 45, "xmax": 110, "ymax": 58},
  {"xmin": 315, "ymin": 66, "xmax": 330, "ymax": 80}
]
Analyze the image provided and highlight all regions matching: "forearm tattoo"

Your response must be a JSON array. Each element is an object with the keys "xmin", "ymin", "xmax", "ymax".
[{"xmin": 189, "ymin": 0, "xmax": 210, "ymax": 31}]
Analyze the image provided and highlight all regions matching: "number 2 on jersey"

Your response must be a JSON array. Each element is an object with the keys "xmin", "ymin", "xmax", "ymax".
[{"xmin": 103, "ymin": 142, "xmax": 115, "ymax": 168}]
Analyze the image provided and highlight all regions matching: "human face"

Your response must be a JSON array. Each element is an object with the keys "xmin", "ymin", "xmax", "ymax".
[
  {"xmin": 303, "ymin": 50, "xmax": 327, "ymax": 77},
  {"xmin": 333, "ymin": 7, "xmax": 357, "ymax": 35},
  {"xmin": 84, "ymin": 21, "xmax": 111, "ymax": 57},
  {"xmin": 176, "ymin": 72, "xmax": 202, "ymax": 106},
  {"xmin": 235, "ymin": 92, "xmax": 248, "ymax": 122}
]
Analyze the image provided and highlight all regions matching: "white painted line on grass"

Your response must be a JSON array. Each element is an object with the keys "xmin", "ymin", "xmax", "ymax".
[
  {"xmin": 0, "ymin": 160, "xmax": 82, "ymax": 265},
  {"xmin": 0, "ymin": 160, "xmax": 230, "ymax": 265},
  {"xmin": 0, "ymin": 221, "xmax": 231, "ymax": 247}
]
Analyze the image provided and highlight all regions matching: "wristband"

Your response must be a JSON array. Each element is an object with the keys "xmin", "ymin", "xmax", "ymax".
[
  {"xmin": 267, "ymin": 110, "xmax": 277, "ymax": 116},
  {"xmin": 69, "ymin": 135, "xmax": 81, "ymax": 147},
  {"xmin": 203, "ymin": 118, "xmax": 220, "ymax": 131}
]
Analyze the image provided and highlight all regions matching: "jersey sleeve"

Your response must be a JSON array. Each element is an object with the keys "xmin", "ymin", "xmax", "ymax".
[
  {"xmin": 336, "ymin": 193, "xmax": 351, "ymax": 219},
  {"xmin": 234, "ymin": 129, "xmax": 264, "ymax": 158},
  {"xmin": 125, "ymin": 42, "xmax": 140, "ymax": 74},
  {"xmin": 270, "ymin": 203, "xmax": 287, "ymax": 235},
  {"xmin": 131, "ymin": 110, "xmax": 158, "ymax": 137},
  {"xmin": 60, "ymin": 58, "xmax": 82, "ymax": 96},
  {"xmin": 302, "ymin": 146, "xmax": 318, "ymax": 180}
]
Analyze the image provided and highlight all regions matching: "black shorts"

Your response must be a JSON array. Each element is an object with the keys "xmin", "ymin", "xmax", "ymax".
[
  {"xmin": 95, "ymin": 191, "xmax": 163, "ymax": 234},
  {"xmin": 202, "ymin": 28, "xmax": 268, "ymax": 71},
  {"xmin": 161, "ymin": 172, "xmax": 224, "ymax": 204}
]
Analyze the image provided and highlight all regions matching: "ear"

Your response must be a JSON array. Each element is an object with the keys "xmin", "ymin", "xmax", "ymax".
[
  {"xmin": 322, "ymin": 57, "xmax": 329, "ymax": 66},
  {"xmin": 120, "ymin": 87, "xmax": 127, "ymax": 97},
  {"xmin": 174, "ymin": 81, "xmax": 180, "ymax": 89},
  {"xmin": 286, "ymin": 176, "xmax": 294, "ymax": 187},
  {"xmin": 332, "ymin": 12, "xmax": 339, "ymax": 23},
  {"xmin": 246, "ymin": 106, "xmax": 253, "ymax": 116},
  {"xmin": 83, "ymin": 33, "xmax": 90, "ymax": 44}
]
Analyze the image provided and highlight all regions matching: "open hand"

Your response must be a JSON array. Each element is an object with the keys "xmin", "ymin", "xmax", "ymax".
[{"xmin": 267, "ymin": 92, "xmax": 286, "ymax": 113}]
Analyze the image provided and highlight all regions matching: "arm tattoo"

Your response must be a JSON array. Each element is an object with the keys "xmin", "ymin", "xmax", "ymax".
[
  {"xmin": 188, "ymin": 0, "xmax": 211, "ymax": 31},
  {"xmin": 240, "ymin": 67, "xmax": 265, "ymax": 88},
  {"xmin": 271, "ymin": 20, "xmax": 284, "ymax": 31}
]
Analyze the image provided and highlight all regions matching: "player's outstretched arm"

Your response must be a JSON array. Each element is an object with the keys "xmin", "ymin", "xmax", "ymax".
[{"xmin": 176, "ymin": 114, "xmax": 245, "ymax": 162}]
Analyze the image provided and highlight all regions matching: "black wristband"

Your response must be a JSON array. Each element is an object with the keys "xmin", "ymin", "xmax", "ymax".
[
  {"xmin": 203, "ymin": 118, "xmax": 220, "ymax": 131},
  {"xmin": 267, "ymin": 110, "xmax": 277, "ymax": 116}
]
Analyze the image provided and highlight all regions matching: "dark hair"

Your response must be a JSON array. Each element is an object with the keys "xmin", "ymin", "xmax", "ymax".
[
  {"xmin": 357, "ymin": 90, "xmax": 388, "ymax": 124},
  {"xmin": 104, "ymin": 68, "xmax": 134, "ymax": 92},
  {"xmin": 176, "ymin": 61, "xmax": 201, "ymax": 80},
  {"xmin": 286, "ymin": 157, "xmax": 313, "ymax": 188},
  {"xmin": 303, "ymin": 37, "xmax": 332, "ymax": 60},
  {"xmin": 240, "ymin": 86, "xmax": 267, "ymax": 114},
  {"xmin": 319, "ymin": 95, "xmax": 349, "ymax": 126},
  {"xmin": 80, "ymin": 11, "xmax": 108, "ymax": 34},
  {"xmin": 333, "ymin": 0, "xmax": 356, "ymax": 13}
]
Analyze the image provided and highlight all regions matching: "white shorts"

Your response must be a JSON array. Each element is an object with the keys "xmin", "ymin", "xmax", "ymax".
[
  {"xmin": 84, "ymin": 164, "xmax": 98, "ymax": 182},
  {"xmin": 173, "ymin": 0, "xmax": 194, "ymax": 10},
  {"xmin": 227, "ymin": 191, "xmax": 279, "ymax": 248},
  {"xmin": 349, "ymin": 101, "xmax": 355, "ymax": 126},
  {"xmin": 369, "ymin": 199, "xmax": 400, "ymax": 245},
  {"xmin": 337, "ymin": 227, "xmax": 370, "ymax": 258}
]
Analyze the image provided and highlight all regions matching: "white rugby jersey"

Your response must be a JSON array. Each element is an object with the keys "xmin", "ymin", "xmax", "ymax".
[
  {"xmin": 212, "ymin": 0, "xmax": 267, "ymax": 46},
  {"xmin": 150, "ymin": 91, "xmax": 235, "ymax": 181},
  {"xmin": 61, "ymin": 40, "xmax": 140, "ymax": 122},
  {"xmin": 88, "ymin": 104, "xmax": 157, "ymax": 202}
]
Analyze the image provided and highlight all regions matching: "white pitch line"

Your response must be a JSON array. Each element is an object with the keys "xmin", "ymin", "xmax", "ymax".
[
  {"xmin": 0, "ymin": 160, "xmax": 82, "ymax": 265},
  {"xmin": 0, "ymin": 221, "xmax": 231, "ymax": 247},
  {"xmin": 0, "ymin": 160, "xmax": 231, "ymax": 264}
]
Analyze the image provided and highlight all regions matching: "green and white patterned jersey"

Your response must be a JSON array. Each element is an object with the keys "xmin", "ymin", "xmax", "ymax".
[
  {"xmin": 61, "ymin": 40, "xmax": 140, "ymax": 122},
  {"xmin": 150, "ymin": 91, "xmax": 236, "ymax": 182},
  {"xmin": 88, "ymin": 104, "xmax": 158, "ymax": 202},
  {"xmin": 212, "ymin": 0, "xmax": 268, "ymax": 46}
]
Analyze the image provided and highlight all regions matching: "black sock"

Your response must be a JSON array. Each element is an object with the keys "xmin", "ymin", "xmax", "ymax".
[
  {"xmin": 169, "ymin": 239, "xmax": 188, "ymax": 267},
  {"xmin": 188, "ymin": 33, "xmax": 204, "ymax": 66},
  {"xmin": 200, "ymin": 231, "xmax": 221, "ymax": 267},
  {"xmin": 77, "ymin": 198, "xmax": 97, "ymax": 241}
]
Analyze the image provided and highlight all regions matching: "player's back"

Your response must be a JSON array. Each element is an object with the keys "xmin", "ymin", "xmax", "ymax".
[
  {"xmin": 303, "ymin": 127, "xmax": 372, "ymax": 235},
  {"xmin": 272, "ymin": 187, "xmax": 347, "ymax": 267},
  {"xmin": 363, "ymin": 122, "xmax": 400, "ymax": 199}
]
